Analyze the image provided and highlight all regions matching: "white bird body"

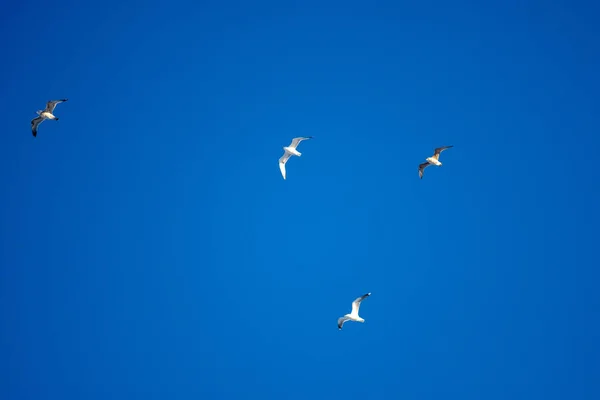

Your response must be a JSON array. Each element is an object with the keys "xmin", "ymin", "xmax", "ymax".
[
  {"xmin": 283, "ymin": 146, "xmax": 301, "ymax": 157},
  {"xmin": 337, "ymin": 293, "xmax": 371, "ymax": 330},
  {"xmin": 279, "ymin": 136, "xmax": 312, "ymax": 179},
  {"xmin": 426, "ymin": 157, "xmax": 442, "ymax": 166},
  {"xmin": 39, "ymin": 111, "xmax": 57, "ymax": 120}
]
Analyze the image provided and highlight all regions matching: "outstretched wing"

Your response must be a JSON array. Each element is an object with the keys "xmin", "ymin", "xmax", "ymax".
[
  {"xmin": 351, "ymin": 293, "xmax": 371, "ymax": 315},
  {"xmin": 289, "ymin": 136, "xmax": 312, "ymax": 150},
  {"xmin": 418, "ymin": 162, "xmax": 431, "ymax": 179},
  {"xmin": 279, "ymin": 152, "xmax": 292, "ymax": 179},
  {"xmin": 433, "ymin": 145, "xmax": 453, "ymax": 158},
  {"xmin": 337, "ymin": 316, "xmax": 350, "ymax": 330},
  {"xmin": 31, "ymin": 116, "xmax": 44, "ymax": 137},
  {"xmin": 45, "ymin": 99, "xmax": 68, "ymax": 113}
]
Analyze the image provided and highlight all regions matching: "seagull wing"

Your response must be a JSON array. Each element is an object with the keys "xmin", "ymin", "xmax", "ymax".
[
  {"xmin": 45, "ymin": 99, "xmax": 68, "ymax": 113},
  {"xmin": 289, "ymin": 136, "xmax": 312, "ymax": 150},
  {"xmin": 31, "ymin": 116, "xmax": 45, "ymax": 137},
  {"xmin": 418, "ymin": 162, "xmax": 431, "ymax": 179},
  {"xmin": 279, "ymin": 152, "xmax": 292, "ymax": 179},
  {"xmin": 350, "ymin": 293, "xmax": 371, "ymax": 316},
  {"xmin": 433, "ymin": 145, "xmax": 453, "ymax": 158},
  {"xmin": 337, "ymin": 316, "xmax": 350, "ymax": 330}
]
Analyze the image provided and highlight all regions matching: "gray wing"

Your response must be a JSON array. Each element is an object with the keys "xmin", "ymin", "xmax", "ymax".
[
  {"xmin": 279, "ymin": 152, "xmax": 292, "ymax": 179},
  {"xmin": 289, "ymin": 136, "xmax": 312, "ymax": 149},
  {"xmin": 45, "ymin": 99, "xmax": 68, "ymax": 113},
  {"xmin": 433, "ymin": 145, "xmax": 453, "ymax": 157},
  {"xmin": 351, "ymin": 293, "xmax": 371, "ymax": 314},
  {"xmin": 418, "ymin": 162, "xmax": 431, "ymax": 179},
  {"xmin": 31, "ymin": 116, "xmax": 44, "ymax": 137},
  {"xmin": 337, "ymin": 316, "xmax": 350, "ymax": 330}
]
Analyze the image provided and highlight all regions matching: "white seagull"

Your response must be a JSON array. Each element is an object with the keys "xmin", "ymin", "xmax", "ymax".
[
  {"xmin": 31, "ymin": 99, "xmax": 68, "ymax": 137},
  {"xmin": 418, "ymin": 145, "xmax": 453, "ymax": 179},
  {"xmin": 279, "ymin": 136, "xmax": 312, "ymax": 180},
  {"xmin": 337, "ymin": 293, "xmax": 371, "ymax": 330}
]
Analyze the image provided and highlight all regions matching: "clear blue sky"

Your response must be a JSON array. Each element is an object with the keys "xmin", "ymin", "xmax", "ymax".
[{"xmin": 1, "ymin": 1, "xmax": 599, "ymax": 399}]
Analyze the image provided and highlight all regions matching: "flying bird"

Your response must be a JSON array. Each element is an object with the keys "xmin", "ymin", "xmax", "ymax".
[
  {"xmin": 31, "ymin": 99, "xmax": 68, "ymax": 137},
  {"xmin": 418, "ymin": 145, "xmax": 453, "ymax": 179},
  {"xmin": 337, "ymin": 293, "xmax": 371, "ymax": 330},
  {"xmin": 279, "ymin": 136, "xmax": 312, "ymax": 179}
]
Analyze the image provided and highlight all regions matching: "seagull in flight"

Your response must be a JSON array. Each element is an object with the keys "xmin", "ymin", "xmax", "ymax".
[
  {"xmin": 418, "ymin": 145, "xmax": 453, "ymax": 179},
  {"xmin": 337, "ymin": 293, "xmax": 371, "ymax": 330},
  {"xmin": 279, "ymin": 136, "xmax": 312, "ymax": 179},
  {"xmin": 31, "ymin": 99, "xmax": 68, "ymax": 137}
]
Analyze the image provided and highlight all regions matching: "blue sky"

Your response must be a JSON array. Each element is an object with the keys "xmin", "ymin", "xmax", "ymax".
[{"xmin": 1, "ymin": 0, "xmax": 599, "ymax": 399}]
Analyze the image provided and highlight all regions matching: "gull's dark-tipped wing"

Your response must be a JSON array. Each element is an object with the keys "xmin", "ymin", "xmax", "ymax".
[
  {"xmin": 45, "ymin": 99, "xmax": 68, "ymax": 113},
  {"xmin": 418, "ymin": 162, "xmax": 431, "ymax": 179},
  {"xmin": 31, "ymin": 116, "xmax": 44, "ymax": 137},
  {"xmin": 433, "ymin": 145, "xmax": 453, "ymax": 157}
]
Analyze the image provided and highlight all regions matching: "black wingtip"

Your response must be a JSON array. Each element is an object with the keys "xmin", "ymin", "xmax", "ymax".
[{"xmin": 32, "ymin": 131, "xmax": 37, "ymax": 137}]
